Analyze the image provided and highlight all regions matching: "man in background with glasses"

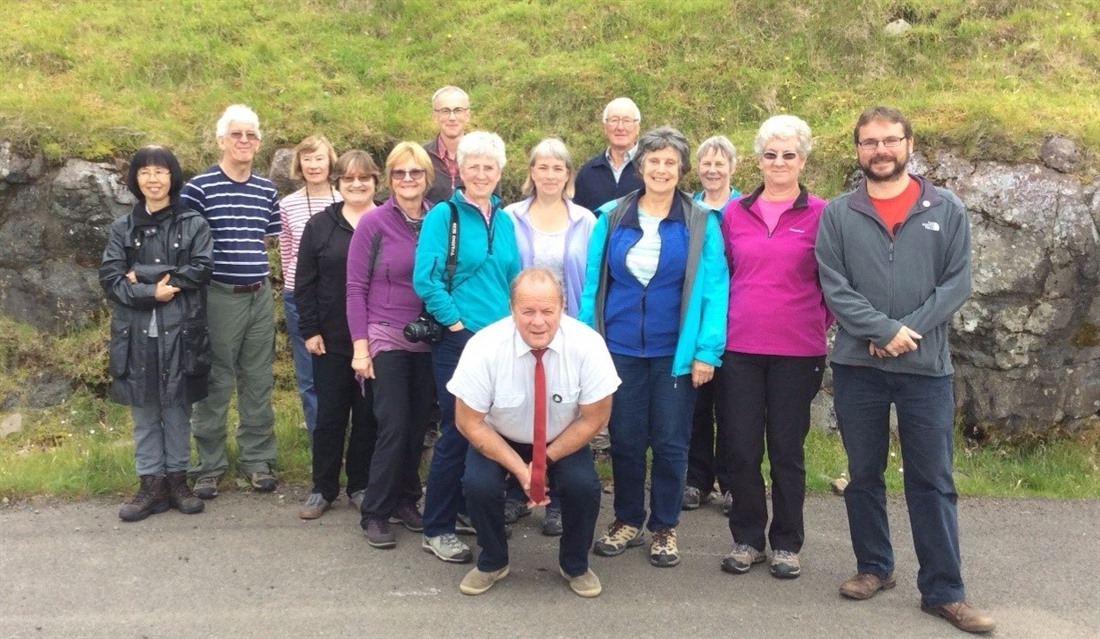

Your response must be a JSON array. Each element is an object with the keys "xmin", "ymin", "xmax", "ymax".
[
  {"xmin": 572, "ymin": 97, "xmax": 644, "ymax": 213},
  {"xmin": 815, "ymin": 106, "xmax": 995, "ymax": 635},
  {"xmin": 424, "ymin": 86, "xmax": 472, "ymax": 204},
  {"xmin": 181, "ymin": 104, "xmax": 282, "ymax": 500}
]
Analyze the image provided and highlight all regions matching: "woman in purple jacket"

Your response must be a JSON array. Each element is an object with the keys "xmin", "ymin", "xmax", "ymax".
[
  {"xmin": 346, "ymin": 142, "xmax": 437, "ymax": 549},
  {"xmin": 717, "ymin": 115, "xmax": 830, "ymax": 580}
]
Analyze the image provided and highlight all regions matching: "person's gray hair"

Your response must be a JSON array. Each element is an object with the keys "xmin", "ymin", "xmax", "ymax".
[
  {"xmin": 753, "ymin": 115, "xmax": 813, "ymax": 158},
  {"xmin": 635, "ymin": 126, "xmax": 692, "ymax": 178},
  {"xmin": 457, "ymin": 131, "xmax": 507, "ymax": 170},
  {"xmin": 432, "ymin": 85, "xmax": 469, "ymax": 108},
  {"xmin": 696, "ymin": 135, "xmax": 737, "ymax": 164},
  {"xmin": 216, "ymin": 104, "xmax": 261, "ymax": 139},
  {"xmin": 510, "ymin": 267, "xmax": 565, "ymax": 305},
  {"xmin": 602, "ymin": 97, "xmax": 641, "ymax": 123},
  {"xmin": 521, "ymin": 137, "xmax": 575, "ymax": 199}
]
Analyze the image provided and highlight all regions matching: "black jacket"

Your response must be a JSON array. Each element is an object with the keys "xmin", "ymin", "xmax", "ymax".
[
  {"xmin": 99, "ymin": 201, "xmax": 214, "ymax": 407},
  {"xmin": 294, "ymin": 202, "xmax": 356, "ymax": 356}
]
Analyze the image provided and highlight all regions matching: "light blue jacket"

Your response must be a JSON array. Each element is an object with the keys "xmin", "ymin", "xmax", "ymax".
[{"xmin": 504, "ymin": 197, "xmax": 596, "ymax": 318}]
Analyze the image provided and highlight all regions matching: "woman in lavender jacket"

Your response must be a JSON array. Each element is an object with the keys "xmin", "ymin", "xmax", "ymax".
[{"xmin": 346, "ymin": 141, "xmax": 437, "ymax": 549}]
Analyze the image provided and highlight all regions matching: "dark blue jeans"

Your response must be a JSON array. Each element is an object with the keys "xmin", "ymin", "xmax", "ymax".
[
  {"xmin": 608, "ymin": 354, "xmax": 696, "ymax": 531},
  {"xmin": 832, "ymin": 363, "xmax": 965, "ymax": 608},
  {"xmin": 422, "ymin": 328, "xmax": 474, "ymax": 537},
  {"xmin": 464, "ymin": 441, "xmax": 600, "ymax": 575},
  {"xmin": 282, "ymin": 291, "xmax": 317, "ymax": 437}
]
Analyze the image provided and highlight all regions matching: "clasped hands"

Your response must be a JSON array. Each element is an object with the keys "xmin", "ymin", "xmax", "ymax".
[{"xmin": 869, "ymin": 325, "xmax": 922, "ymax": 358}]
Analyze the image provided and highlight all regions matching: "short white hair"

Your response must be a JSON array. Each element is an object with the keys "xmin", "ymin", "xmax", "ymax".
[
  {"xmin": 602, "ymin": 97, "xmax": 641, "ymax": 123},
  {"xmin": 432, "ymin": 86, "xmax": 469, "ymax": 108},
  {"xmin": 216, "ymin": 104, "xmax": 261, "ymax": 139},
  {"xmin": 457, "ymin": 131, "xmax": 507, "ymax": 170},
  {"xmin": 754, "ymin": 115, "xmax": 812, "ymax": 158},
  {"xmin": 696, "ymin": 135, "xmax": 737, "ymax": 164}
]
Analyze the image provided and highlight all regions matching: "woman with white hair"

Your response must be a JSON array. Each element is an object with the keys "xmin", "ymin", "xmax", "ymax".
[
  {"xmin": 413, "ymin": 131, "xmax": 521, "ymax": 564},
  {"xmin": 717, "ymin": 115, "xmax": 830, "ymax": 580}
]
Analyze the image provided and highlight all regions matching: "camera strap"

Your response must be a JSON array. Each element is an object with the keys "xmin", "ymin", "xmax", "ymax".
[{"xmin": 444, "ymin": 201, "xmax": 460, "ymax": 293}]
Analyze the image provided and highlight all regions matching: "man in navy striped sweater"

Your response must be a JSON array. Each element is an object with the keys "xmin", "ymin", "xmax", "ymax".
[{"xmin": 181, "ymin": 105, "xmax": 281, "ymax": 499}]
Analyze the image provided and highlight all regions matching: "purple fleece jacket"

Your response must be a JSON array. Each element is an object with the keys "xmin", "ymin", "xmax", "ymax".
[{"xmin": 720, "ymin": 185, "xmax": 831, "ymax": 356}]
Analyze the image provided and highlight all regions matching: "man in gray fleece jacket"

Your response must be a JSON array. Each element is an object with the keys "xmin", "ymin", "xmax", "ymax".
[{"xmin": 815, "ymin": 106, "xmax": 994, "ymax": 635}]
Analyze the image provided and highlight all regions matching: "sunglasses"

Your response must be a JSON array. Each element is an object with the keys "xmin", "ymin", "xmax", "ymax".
[
  {"xmin": 762, "ymin": 151, "xmax": 799, "ymax": 161},
  {"xmin": 391, "ymin": 169, "xmax": 426, "ymax": 180}
]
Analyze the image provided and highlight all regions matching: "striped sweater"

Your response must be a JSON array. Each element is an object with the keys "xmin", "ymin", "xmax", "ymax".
[{"xmin": 278, "ymin": 188, "xmax": 341, "ymax": 290}]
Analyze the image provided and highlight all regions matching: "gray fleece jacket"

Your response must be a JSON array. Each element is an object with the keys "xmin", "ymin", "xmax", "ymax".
[{"xmin": 815, "ymin": 174, "xmax": 971, "ymax": 377}]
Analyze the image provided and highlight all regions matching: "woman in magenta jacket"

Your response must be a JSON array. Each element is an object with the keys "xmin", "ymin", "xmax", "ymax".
[{"xmin": 717, "ymin": 115, "xmax": 830, "ymax": 580}]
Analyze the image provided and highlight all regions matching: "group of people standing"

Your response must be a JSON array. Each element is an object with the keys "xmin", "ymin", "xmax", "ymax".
[{"xmin": 99, "ymin": 87, "xmax": 993, "ymax": 633}]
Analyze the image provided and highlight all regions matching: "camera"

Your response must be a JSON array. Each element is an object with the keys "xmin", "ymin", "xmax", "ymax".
[{"xmin": 403, "ymin": 311, "xmax": 444, "ymax": 344}]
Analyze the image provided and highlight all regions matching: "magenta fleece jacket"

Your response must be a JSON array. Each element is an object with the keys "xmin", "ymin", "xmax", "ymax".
[{"xmin": 720, "ymin": 185, "xmax": 831, "ymax": 356}]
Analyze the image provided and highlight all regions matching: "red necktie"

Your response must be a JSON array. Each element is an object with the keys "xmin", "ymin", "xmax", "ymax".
[{"xmin": 529, "ymin": 348, "xmax": 548, "ymax": 504}]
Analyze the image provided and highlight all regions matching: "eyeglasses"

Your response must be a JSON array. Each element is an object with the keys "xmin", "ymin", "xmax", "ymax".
[
  {"xmin": 137, "ymin": 168, "xmax": 171, "ymax": 179},
  {"xmin": 762, "ymin": 151, "xmax": 799, "ymax": 161},
  {"xmin": 434, "ymin": 107, "xmax": 469, "ymax": 118},
  {"xmin": 339, "ymin": 175, "xmax": 376, "ymax": 184},
  {"xmin": 227, "ymin": 131, "xmax": 260, "ymax": 142},
  {"xmin": 391, "ymin": 168, "xmax": 426, "ymax": 180},
  {"xmin": 605, "ymin": 117, "xmax": 639, "ymax": 127},
  {"xmin": 857, "ymin": 136, "xmax": 907, "ymax": 150}
]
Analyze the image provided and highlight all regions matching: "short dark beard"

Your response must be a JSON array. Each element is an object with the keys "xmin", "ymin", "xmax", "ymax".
[{"xmin": 860, "ymin": 152, "xmax": 909, "ymax": 183}]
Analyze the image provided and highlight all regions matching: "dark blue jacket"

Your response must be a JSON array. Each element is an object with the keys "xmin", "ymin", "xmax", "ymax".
[{"xmin": 573, "ymin": 151, "xmax": 643, "ymax": 213}]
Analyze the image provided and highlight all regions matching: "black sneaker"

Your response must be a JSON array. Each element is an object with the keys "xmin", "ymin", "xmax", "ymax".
[
  {"xmin": 389, "ymin": 502, "xmax": 425, "ymax": 532},
  {"xmin": 363, "ymin": 515, "xmax": 397, "ymax": 549},
  {"xmin": 504, "ymin": 499, "xmax": 531, "ymax": 524},
  {"xmin": 541, "ymin": 507, "xmax": 563, "ymax": 536},
  {"xmin": 249, "ymin": 471, "xmax": 276, "ymax": 492}
]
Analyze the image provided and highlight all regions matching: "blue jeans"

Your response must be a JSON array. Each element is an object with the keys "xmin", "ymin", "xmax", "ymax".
[
  {"xmin": 422, "ymin": 328, "xmax": 474, "ymax": 537},
  {"xmin": 608, "ymin": 354, "xmax": 696, "ymax": 531},
  {"xmin": 464, "ymin": 441, "xmax": 600, "ymax": 575},
  {"xmin": 832, "ymin": 363, "xmax": 965, "ymax": 608},
  {"xmin": 282, "ymin": 290, "xmax": 317, "ymax": 436}
]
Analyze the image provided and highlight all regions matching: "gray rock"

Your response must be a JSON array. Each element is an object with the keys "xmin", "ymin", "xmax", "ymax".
[
  {"xmin": 0, "ymin": 412, "xmax": 22, "ymax": 437},
  {"xmin": 268, "ymin": 148, "xmax": 299, "ymax": 196},
  {"xmin": 884, "ymin": 19, "xmax": 911, "ymax": 36},
  {"xmin": 23, "ymin": 372, "xmax": 72, "ymax": 408},
  {"xmin": 0, "ymin": 142, "xmax": 45, "ymax": 184},
  {"xmin": 1039, "ymin": 136, "xmax": 1080, "ymax": 173}
]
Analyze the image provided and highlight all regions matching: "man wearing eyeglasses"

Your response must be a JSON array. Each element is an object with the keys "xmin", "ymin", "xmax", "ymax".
[
  {"xmin": 424, "ymin": 86, "xmax": 472, "ymax": 204},
  {"xmin": 572, "ymin": 97, "xmax": 644, "ymax": 213},
  {"xmin": 180, "ymin": 104, "xmax": 282, "ymax": 499},
  {"xmin": 815, "ymin": 106, "xmax": 994, "ymax": 635}
]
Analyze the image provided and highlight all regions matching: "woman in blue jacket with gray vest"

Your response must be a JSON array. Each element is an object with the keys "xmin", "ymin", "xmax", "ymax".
[{"xmin": 580, "ymin": 126, "xmax": 729, "ymax": 568}]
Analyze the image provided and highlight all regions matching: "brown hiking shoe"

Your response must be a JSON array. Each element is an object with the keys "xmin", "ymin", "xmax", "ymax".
[
  {"xmin": 922, "ymin": 601, "xmax": 996, "ymax": 634},
  {"xmin": 119, "ymin": 475, "xmax": 170, "ymax": 522},
  {"xmin": 166, "ymin": 471, "xmax": 204, "ymax": 514},
  {"xmin": 839, "ymin": 572, "xmax": 896, "ymax": 600}
]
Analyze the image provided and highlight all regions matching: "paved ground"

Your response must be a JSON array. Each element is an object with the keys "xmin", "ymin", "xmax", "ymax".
[{"xmin": 1, "ymin": 490, "xmax": 1098, "ymax": 638}]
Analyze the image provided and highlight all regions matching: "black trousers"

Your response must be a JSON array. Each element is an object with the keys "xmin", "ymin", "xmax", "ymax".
[
  {"xmin": 717, "ymin": 351, "xmax": 825, "ymax": 553},
  {"xmin": 311, "ymin": 351, "xmax": 377, "ymax": 502},
  {"xmin": 686, "ymin": 371, "xmax": 731, "ymax": 494},
  {"xmin": 360, "ymin": 349, "xmax": 435, "ymax": 518}
]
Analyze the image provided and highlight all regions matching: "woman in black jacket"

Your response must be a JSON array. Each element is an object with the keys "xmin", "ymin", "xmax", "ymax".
[{"xmin": 99, "ymin": 146, "xmax": 214, "ymax": 522}]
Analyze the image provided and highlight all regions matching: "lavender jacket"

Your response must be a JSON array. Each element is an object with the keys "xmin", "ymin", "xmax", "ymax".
[{"xmin": 503, "ymin": 197, "xmax": 596, "ymax": 317}]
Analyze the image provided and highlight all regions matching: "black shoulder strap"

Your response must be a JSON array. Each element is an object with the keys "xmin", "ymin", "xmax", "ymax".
[
  {"xmin": 444, "ymin": 201, "xmax": 460, "ymax": 293},
  {"xmin": 365, "ymin": 231, "xmax": 383, "ymax": 285}
]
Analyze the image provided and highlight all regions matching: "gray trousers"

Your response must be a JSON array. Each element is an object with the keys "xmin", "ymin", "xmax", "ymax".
[
  {"xmin": 133, "ymin": 403, "xmax": 192, "ymax": 476},
  {"xmin": 189, "ymin": 280, "xmax": 277, "ymax": 478}
]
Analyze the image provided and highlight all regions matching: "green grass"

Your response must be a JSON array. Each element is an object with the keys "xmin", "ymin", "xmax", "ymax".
[{"xmin": 2, "ymin": 0, "xmax": 1098, "ymax": 198}]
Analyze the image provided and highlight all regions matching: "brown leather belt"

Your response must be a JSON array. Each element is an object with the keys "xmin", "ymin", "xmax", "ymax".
[{"xmin": 231, "ymin": 281, "xmax": 264, "ymax": 293}]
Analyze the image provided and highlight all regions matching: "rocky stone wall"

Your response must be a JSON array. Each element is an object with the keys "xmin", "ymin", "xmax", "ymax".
[{"xmin": 1, "ymin": 140, "xmax": 1097, "ymax": 435}]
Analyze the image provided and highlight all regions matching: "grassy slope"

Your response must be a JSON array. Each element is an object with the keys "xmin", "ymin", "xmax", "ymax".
[{"xmin": 1, "ymin": 0, "xmax": 1097, "ymax": 197}]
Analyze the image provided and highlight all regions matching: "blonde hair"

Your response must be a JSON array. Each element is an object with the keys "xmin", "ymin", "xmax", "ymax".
[
  {"xmin": 290, "ymin": 135, "xmax": 337, "ymax": 181},
  {"xmin": 521, "ymin": 138, "xmax": 575, "ymax": 199}
]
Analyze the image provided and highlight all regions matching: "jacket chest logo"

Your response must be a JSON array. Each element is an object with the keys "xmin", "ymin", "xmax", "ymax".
[{"xmin": 922, "ymin": 221, "xmax": 941, "ymax": 232}]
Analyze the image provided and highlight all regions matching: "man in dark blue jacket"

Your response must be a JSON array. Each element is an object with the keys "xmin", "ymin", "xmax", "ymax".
[{"xmin": 573, "ymin": 97, "xmax": 644, "ymax": 213}]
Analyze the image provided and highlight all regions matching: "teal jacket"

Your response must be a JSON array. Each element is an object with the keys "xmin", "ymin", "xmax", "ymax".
[
  {"xmin": 579, "ymin": 190, "xmax": 729, "ymax": 377},
  {"xmin": 413, "ymin": 190, "xmax": 521, "ymax": 332}
]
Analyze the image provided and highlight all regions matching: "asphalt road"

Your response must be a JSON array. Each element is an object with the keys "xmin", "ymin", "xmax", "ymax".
[{"xmin": 1, "ymin": 490, "xmax": 1098, "ymax": 638}]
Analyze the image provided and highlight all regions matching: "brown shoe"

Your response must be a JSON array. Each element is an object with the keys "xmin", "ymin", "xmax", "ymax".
[
  {"xmin": 166, "ymin": 471, "xmax": 204, "ymax": 514},
  {"xmin": 118, "ymin": 475, "xmax": 170, "ymax": 522},
  {"xmin": 922, "ymin": 601, "xmax": 996, "ymax": 634},
  {"xmin": 839, "ymin": 572, "xmax": 896, "ymax": 600}
]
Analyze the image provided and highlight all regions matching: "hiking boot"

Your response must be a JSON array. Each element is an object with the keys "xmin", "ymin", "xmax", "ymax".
[
  {"xmin": 839, "ymin": 572, "xmax": 896, "ymax": 600},
  {"xmin": 455, "ymin": 512, "xmax": 477, "ymax": 535},
  {"xmin": 922, "ymin": 601, "xmax": 996, "ymax": 634},
  {"xmin": 721, "ymin": 543, "xmax": 766, "ymax": 574},
  {"xmin": 504, "ymin": 499, "xmax": 531, "ymax": 524},
  {"xmin": 559, "ymin": 567, "xmax": 602, "ymax": 598},
  {"xmin": 298, "ymin": 492, "xmax": 331, "ymax": 520},
  {"xmin": 721, "ymin": 491, "xmax": 732, "ymax": 516},
  {"xmin": 593, "ymin": 519, "xmax": 644, "ymax": 557},
  {"xmin": 770, "ymin": 550, "xmax": 801, "ymax": 579},
  {"xmin": 165, "ymin": 471, "xmax": 204, "ymax": 515},
  {"xmin": 249, "ymin": 470, "xmax": 277, "ymax": 492},
  {"xmin": 389, "ymin": 502, "xmax": 425, "ymax": 532},
  {"xmin": 118, "ymin": 475, "xmax": 170, "ymax": 522},
  {"xmin": 459, "ymin": 565, "xmax": 509, "ymax": 595},
  {"xmin": 348, "ymin": 489, "xmax": 366, "ymax": 511},
  {"xmin": 193, "ymin": 476, "xmax": 220, "ymax": 500},
  {"xmin": 422, "ymin": 533, "xmax": 472, "ymax": 563},
  {"xmin": 363, "ymin": 515, "xmax": 397, "ymax": 549},
  {"xmin": 542, "ymin": 507, "xmax": 563, "ymax": 537},
  {"xmin": 649, "ymin": 527, "xmax": 680, "ymax": 567},
  {"xmin": 682, "ymin": 486, "xmax": 712, "ymax": 510}
]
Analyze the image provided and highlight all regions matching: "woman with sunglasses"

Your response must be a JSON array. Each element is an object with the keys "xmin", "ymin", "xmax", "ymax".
[
  {"xmin": 717, "ymin": 115, "xmax": 830, "ymax": 580},
  {"xmin": 295, "ymin": 151, "xmax": 380, "ymax": 520},
  {"xmin": 346, "ymin": 142, "xmax": 438, "ymax": 548}
]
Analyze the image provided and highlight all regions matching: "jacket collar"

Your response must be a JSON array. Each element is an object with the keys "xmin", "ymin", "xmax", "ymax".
[
  {"xmin": 619, "ymin": 188, "xmax": 688, "ymax": 229},
  {"xmin": 848, "ymin": 174, "xmax": 944, "ymax": 219},
  {"xmin": 738, "ymin": 184, "xmax": 810, "ymax": 212}
]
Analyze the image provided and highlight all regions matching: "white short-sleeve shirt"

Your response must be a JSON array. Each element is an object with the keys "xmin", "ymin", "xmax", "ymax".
[{"xmin": 447, "ymin": 314, "xmax": 621, "ymax": 444}]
